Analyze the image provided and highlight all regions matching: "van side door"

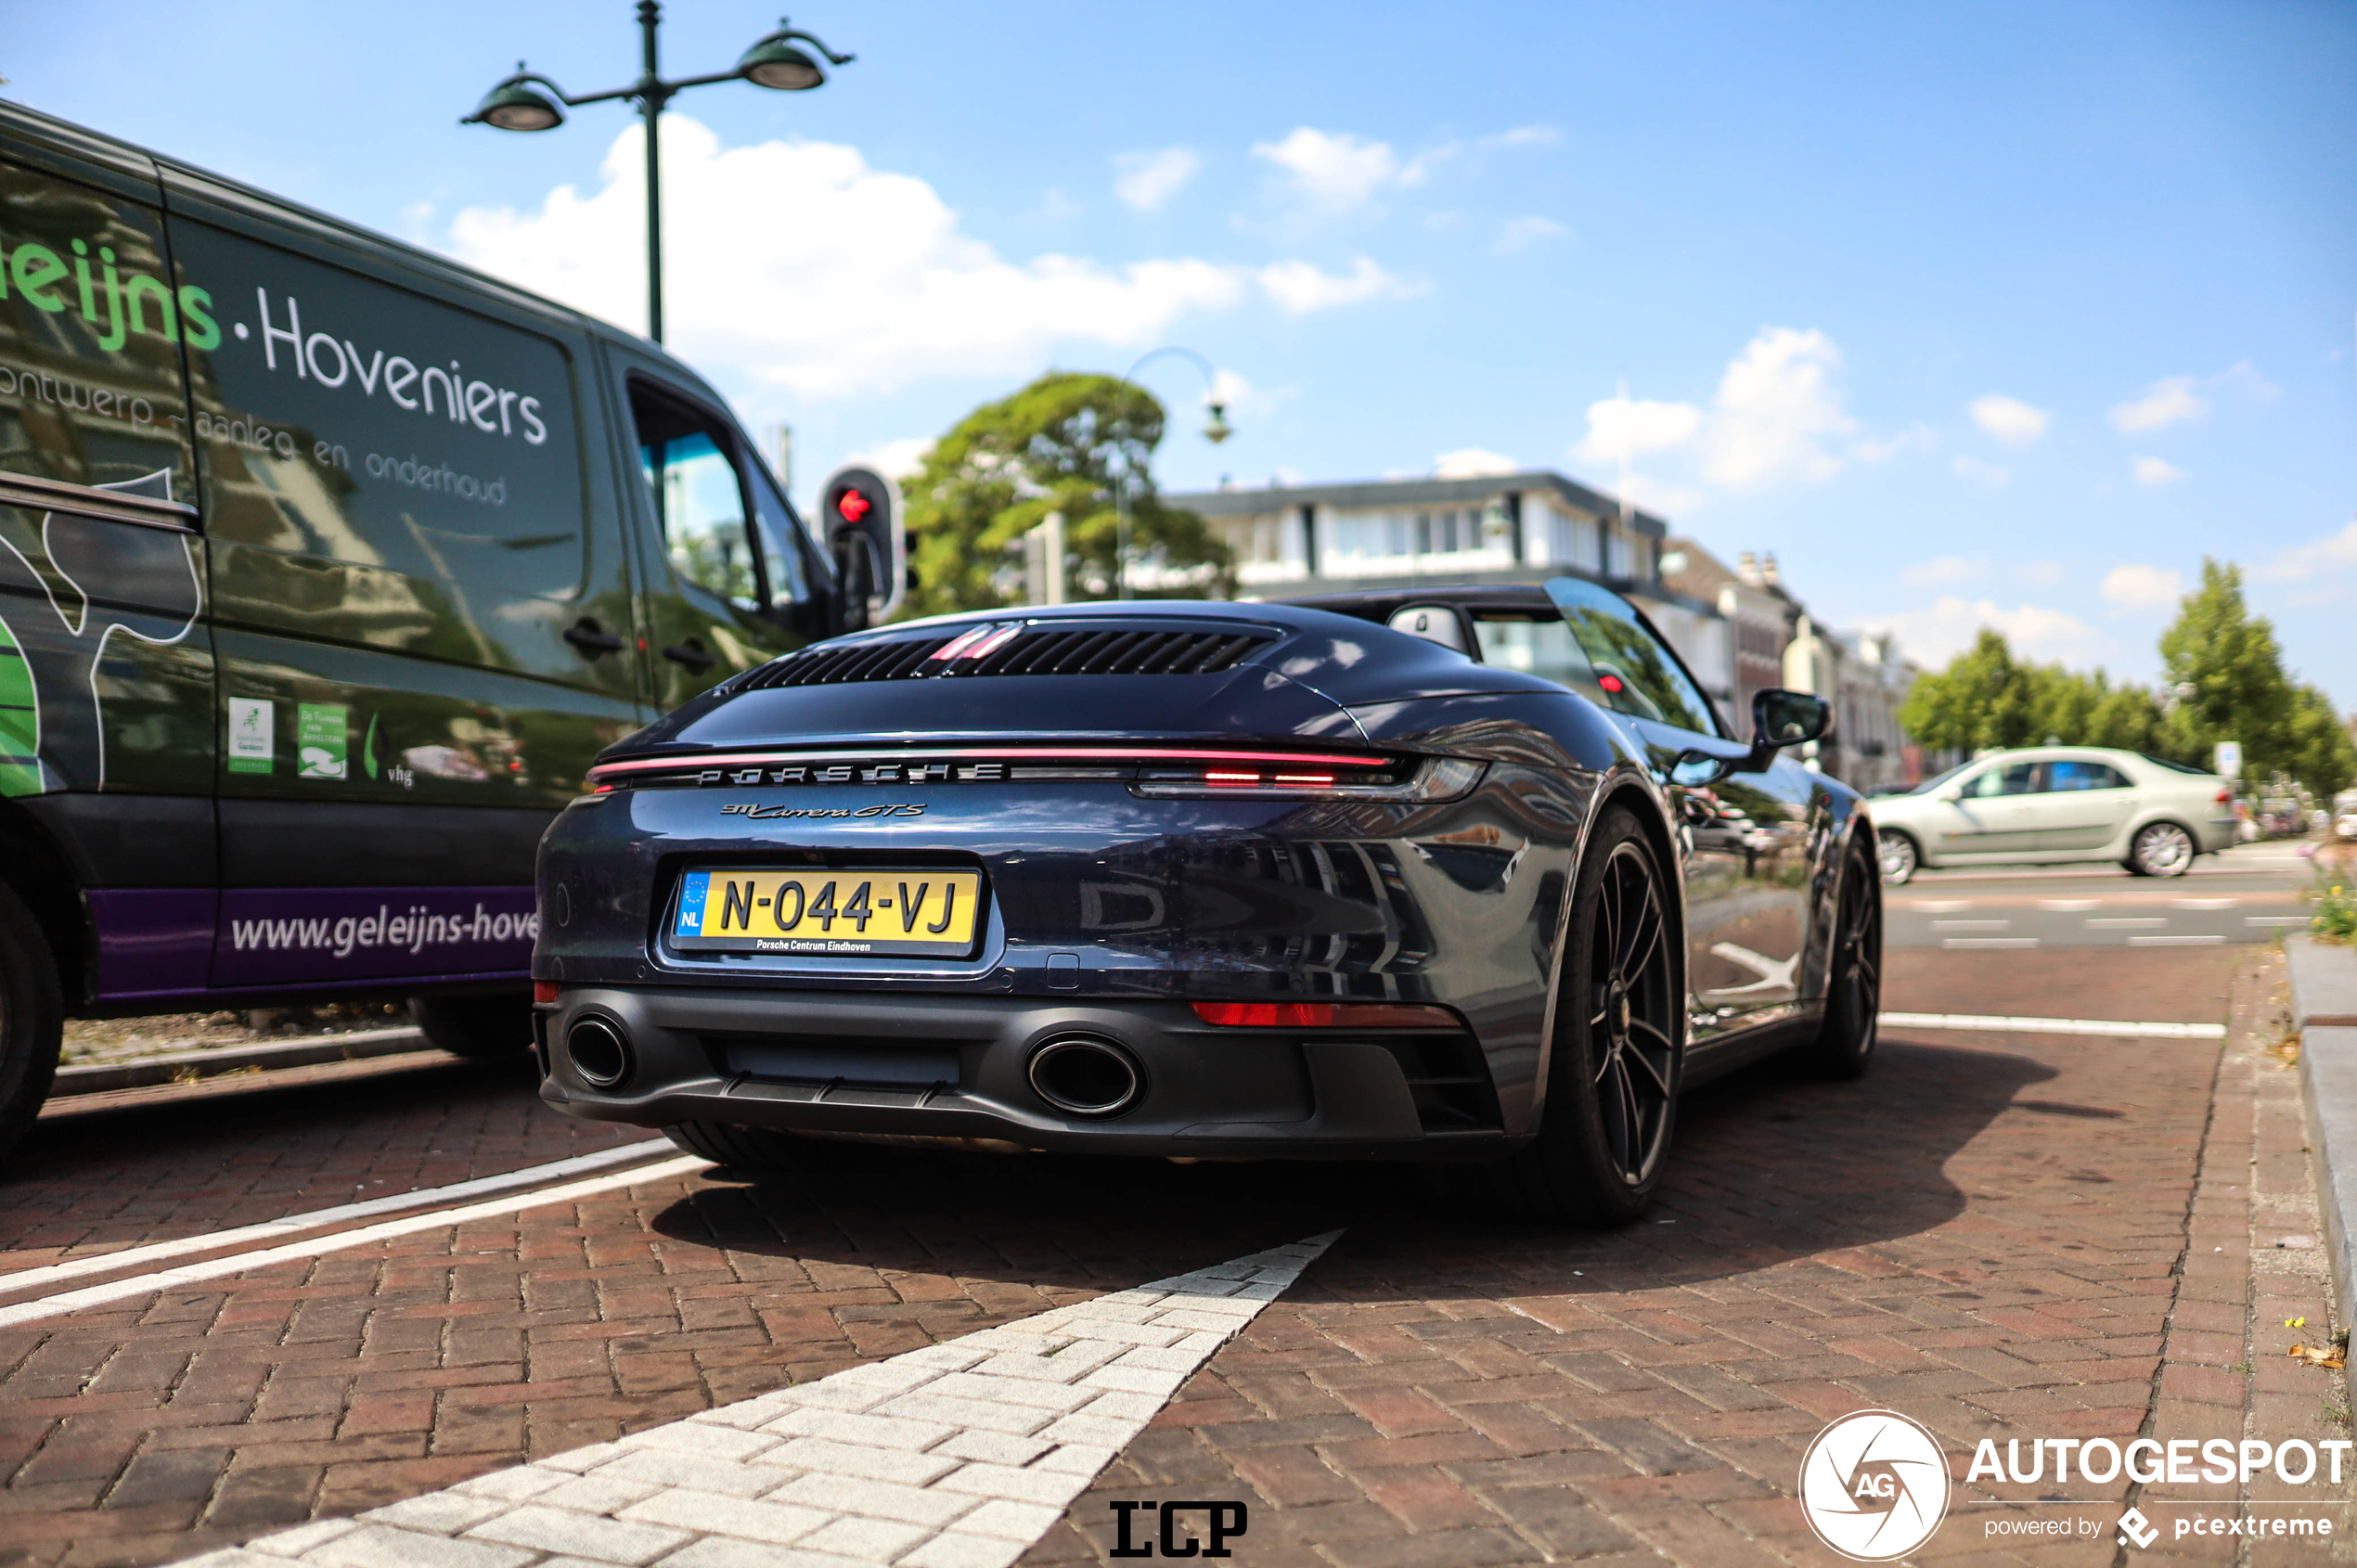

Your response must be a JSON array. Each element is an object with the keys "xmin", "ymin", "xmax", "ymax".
[
  {"xmin": 0, "ymin": 114, "xmax": 216, "ymax": 1006},
  {"xmin": 600, "ymin": 350, "xmax": 823, "ymax": 709},
  {"xmin": 161, "ymin": 171, "xmax": 645, "ymax": 995}
]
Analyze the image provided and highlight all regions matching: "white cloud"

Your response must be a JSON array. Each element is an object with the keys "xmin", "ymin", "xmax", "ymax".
[
  {"xmin": 846, "ymin": 437, "xmax": 934, "ymax": 479},
  {"xmin": 1951, "ymin": 455, "xmax": 2011, "ymax": 487},
  {"xmin": 1699, "ymin": 328, "xmax": 1856, "ymax": 488},
  {"xmin": 1968, "ymin": 393, "xmax": 2050, "ymax": 447},
  {"xmin": 1251, "ymin": 128, "xmax": 1398, "ymax": 212},
  {"xmin": 445, "ymin": 118, "xmax": 1406, "ymax": 402},
  {"xmin": 1573, "ymin": 396, "xmax": 1705, "ymax": 462},
  {"xmin": 1869, "ymin": 596, "xmax": 2118, "ymax": 668},
  {"xmin": 2111, "ymin": 374, "xmax": 2210, "ymax": 432},
  {"xmin": 1900, "ymin": 555, "xmax": 1983, "ymax": 587},
  {"xmin": 1491, "ymin": 215, "xmax": 1568, "ymax": 254},
  {"xmin": 2254, "ymin": 517, "xmax": 2357, "ymax": 581},
  {"xmin": 1112, "ymin": 148, "xmax": 1199, "ymax": 212},
  {"xmin": 1255, "ymin": 256, "xmax": 1423, "ymax": 314},
  {"xmin": 2100, "ymin": 562, "xmax": 2183, "ymax": 610},
  {"xmin": 2014, "ymin": 560, "xmax": 2066, "ymax": 588},
  {"xmin": 1614, "ymin": 473, "xmax": 1707, "ymax": 519},
  {"xmin": 2132, "ymin": 456, "xmax": 2186, "ymax": 487},
  {"xmin": 1432, "ymin": 448, "xmax": 1519, "ymax": 479},
  {"xmin": 1856, "ymin": 424, "xmax": 1934, "ymax": 463}
]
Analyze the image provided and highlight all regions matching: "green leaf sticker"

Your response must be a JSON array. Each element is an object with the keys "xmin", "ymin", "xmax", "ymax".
[
  {"xmin": 297, "ymin": 702, "xmax": 347, "ymax": 780},
  {"xmin": 0, "ymin": 613, "xmax": 42, "ymax": 798}
]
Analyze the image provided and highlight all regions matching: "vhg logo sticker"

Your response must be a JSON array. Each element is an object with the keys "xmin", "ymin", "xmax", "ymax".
[{"xmin": 1798, "ymin": 1409, "xmax": 1951, "ymax": 1561}]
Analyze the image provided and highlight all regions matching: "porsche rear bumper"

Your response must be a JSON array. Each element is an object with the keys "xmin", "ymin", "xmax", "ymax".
[{"xmin": 535, "ymin": 986, "xmax": 1517, "ymax": 1161}]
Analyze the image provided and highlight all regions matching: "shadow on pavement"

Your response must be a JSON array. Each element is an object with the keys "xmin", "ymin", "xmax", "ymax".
[{"xmin": 649, "ymin": 1033, "xmax": 2054, "ymax": 1298}]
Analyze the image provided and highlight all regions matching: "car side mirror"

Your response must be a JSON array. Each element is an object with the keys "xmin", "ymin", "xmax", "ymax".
[
  {"xmin": 1670, "ymin": 751, "xmax": 1732, "ymax": 788},
  {"xmin": 1934, "ymin": 787, "xmax": 1963, "ymax": 803},
  {"xmin": 1753, "ymin": 688, "xmax": 1831, "ymax": 748}
]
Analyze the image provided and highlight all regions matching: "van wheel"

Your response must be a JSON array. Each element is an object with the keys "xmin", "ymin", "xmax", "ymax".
[
  {"xmin": 408, "ymin": 993, "xmax": 534, "ymax": 1058},
  {"xmin": 1496, "ymin": 807, "xmax": 1681, "ymax": 1227},
  {"xmin": 1803, "ymin": 839, "xmax": 1882, "ymax": 1079},
  {"xmin": 664, "ymin": 1120, "xmax": 803, "ymax": 1173},
  {"xmin": 1877, "ymin": 830, "xmax": 1919, "ymax": 885},
  {"xmin": 2126, "ymin": 820, "xmax": 2196, "ymax": 879},
  {"xmin": 0, "ymin": 883, "xmax": 63, "ymax": 1163}
]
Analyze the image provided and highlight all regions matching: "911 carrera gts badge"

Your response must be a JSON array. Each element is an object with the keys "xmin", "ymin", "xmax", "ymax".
[{"xmin": 719, "ymin": 801, "xmax": 928, "ymax": 820}]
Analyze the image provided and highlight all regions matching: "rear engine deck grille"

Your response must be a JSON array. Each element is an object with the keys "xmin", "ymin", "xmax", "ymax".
[{"xmin": 733, "ymin": 623, "xmax": 1274, "ymax": 689}]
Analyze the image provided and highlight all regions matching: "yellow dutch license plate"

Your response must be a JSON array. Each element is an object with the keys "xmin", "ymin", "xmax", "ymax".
[{"xmin": 672, "ymin": 868, "xmax": 984, "ymax": 958}]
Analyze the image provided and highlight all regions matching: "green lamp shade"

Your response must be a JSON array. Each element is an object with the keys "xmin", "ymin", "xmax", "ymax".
[
  {"xmin": 470, "ymin": 77, "xmax": 565, "ymax": 131},
  {"xmin": 739, "ymin": 38, "xmax": 825, "ymax": 90}
]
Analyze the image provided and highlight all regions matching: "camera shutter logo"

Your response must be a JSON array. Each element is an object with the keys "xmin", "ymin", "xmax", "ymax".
[{"xmin": 1798, "ymin": 1409, "xmax": 1951, "ymax": 1561}]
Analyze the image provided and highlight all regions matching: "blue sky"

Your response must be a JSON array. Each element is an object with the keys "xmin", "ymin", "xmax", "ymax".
[{"xmin": 14, "ymin": 1, "xmax": 2356, "ymax": 701}]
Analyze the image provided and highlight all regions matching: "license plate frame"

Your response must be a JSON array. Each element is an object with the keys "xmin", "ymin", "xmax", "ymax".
[{"xmin": 670, "ymin": 867, "xmax": 985, "ymax": 958}]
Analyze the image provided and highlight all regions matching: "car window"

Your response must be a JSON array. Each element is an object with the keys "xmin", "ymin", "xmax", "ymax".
[
  {"xmin": 2048, "ymin": 759, "xmax": 2130, "ymax": 792},
  {"xmin": 1539, "ymin": 577, "xmax": 1724, "ymax": 737},
  {"xmin": 633, "ymin": 388, "xmax": 762, "ymax": 610},
  {"xmin": 1961, "ymin": 762, "xmax": 2039, "ymax": 798}
]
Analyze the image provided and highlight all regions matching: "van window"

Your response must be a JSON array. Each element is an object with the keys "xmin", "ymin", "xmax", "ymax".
[
  {"xmin": 167, "ymin": 220, "xmax": 586, "ymax": 600},
  {"xmin": 0, "ymin": 158, "xmax": 194, "ymax": 497},
  {"xmin": 630, "ymin": 382, "xmax": 812, "ymax": 612}
]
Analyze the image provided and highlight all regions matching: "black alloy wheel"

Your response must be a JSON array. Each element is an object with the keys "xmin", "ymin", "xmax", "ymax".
[
  {"xmin": 1499, "ymin": 806, "xmax": 1681, "ymax": 1226},
  {"xmin": 1807, "ymin": 837, "xmax": 1883, "ymax": 1077}
]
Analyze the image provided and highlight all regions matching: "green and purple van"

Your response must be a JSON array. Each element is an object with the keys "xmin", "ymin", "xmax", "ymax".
[{"xmin": 0, "ymin": 100, "xmax": 863, "ymax": 1154}]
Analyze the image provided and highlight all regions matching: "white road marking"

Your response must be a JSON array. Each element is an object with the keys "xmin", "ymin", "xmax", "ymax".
[
  {"xmin": 1883, "ymin": 1011, "xmax": 2226, "ymax": 1040},
  {"xmin": 174, "ymin": 1232, "xmax": 1341, "ymax": 1568},
  {"xmin": 2131, "ymin": 933, "xmax": 2226, "ymax": 946},
  {"xmin": 2036, "ymin": 899, "xmax": 2100, "ymax": 911},
  {"xmin": 0, "ymin": 1138, "xmax": 676, "ymax": 1296},
  {"xmin": 2247, "ymin": 916, "xmax": 2309, "ymax": 927},
  {"xmin": 1941, "ymin": 937, "xmax": 2040, "ymax": 949},
  {"xmin": 1703, "ymin": 942, "xmax": 1799, "ymax": 997},
  {"xmin": 1910, "ymin": 900, "xmax": 1973, "ymax": 912},
  {"xmin": 2170, "ymin": 897, "xmax": 2238, "ymax": 909},
  {"xmin": 1930, "ymin": 919, "xmax": 2009, "ymax": 932},
  {"xmin": 2088, "ymin": 917, "xmax": 2168, "ymax": 928},
  {"xmin": 0, "ymin": 1154, "xmax": 708, "ymax": 1331}
]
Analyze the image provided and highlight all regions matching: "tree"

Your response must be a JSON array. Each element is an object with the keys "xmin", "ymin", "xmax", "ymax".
[
  {"xmin": 2282, "ymin": 684, "xmax": 2357, "ymax": 803},
  {"xmin": 899, "ymin": 372, "xmax": 1232, "ymax": 618},
  {"xmin": 2157, "ymin": 559, "xmax": 2293, "ymax": 774},
  {"xmin": 1898, "ymin": 629, "xmax": 2040, "ymax": 753}
]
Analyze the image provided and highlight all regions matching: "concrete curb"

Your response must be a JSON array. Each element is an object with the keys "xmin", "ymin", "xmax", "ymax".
[
  {"xmin": 2289, "ymin": 934, "xmax": 2357, "ymax": 1330},
  {"xmin": 51, "ymin": 1027, "xmax": 439, "ymax": 1097}
]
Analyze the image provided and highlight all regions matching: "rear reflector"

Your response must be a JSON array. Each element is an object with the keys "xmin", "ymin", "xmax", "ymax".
[
  {"xmin": 534, "ymin": 981, "xmax": 560, "ymax": 1004},
  {"xmin": 1191, "ymin": 1001, "xmax": 1461, "ymax": 1030}
]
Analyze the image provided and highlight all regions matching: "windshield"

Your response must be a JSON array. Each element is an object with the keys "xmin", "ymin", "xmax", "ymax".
[{"xmin": 1901, "ymin": 761, "xmax": 1976, "ymax": 796}]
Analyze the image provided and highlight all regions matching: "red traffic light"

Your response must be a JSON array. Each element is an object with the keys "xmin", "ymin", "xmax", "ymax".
[{"xmin": 836, "ymin": 489, "xmax": 871, "ymax": 522}]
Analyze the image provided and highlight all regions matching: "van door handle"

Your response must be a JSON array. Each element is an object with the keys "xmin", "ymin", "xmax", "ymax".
[
  {"xmin": 663, "ymin": 638, "xmax": 716, "ymax": 672},
  {"xmin": 564, "ymin": 618, "xmax": 624, "ymax": 656}
]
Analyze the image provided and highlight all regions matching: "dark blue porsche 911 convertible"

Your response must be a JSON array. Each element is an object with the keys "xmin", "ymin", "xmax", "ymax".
[{"xmin": 531, "ymin": 576, "xmax": 1882, "ymax": 1224}]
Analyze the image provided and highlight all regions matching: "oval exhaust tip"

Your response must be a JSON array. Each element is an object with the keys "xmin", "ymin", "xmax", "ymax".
[
  {"xmin": 565, "ymin": 1017, "xmax": 631, "ymax": 1089},
  {"xmin": 1028, "ymin": 1035, "xmax": 1143, "ymax": 1117}
]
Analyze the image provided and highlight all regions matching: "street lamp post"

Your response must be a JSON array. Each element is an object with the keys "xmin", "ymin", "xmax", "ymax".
[
  {"xmin": 1112, "ymin": 347, "xmax": 1232, "ymax": 599},
  {"xmin": 463, "ymin": 5, "xmax": 853, "ymax": 343}
]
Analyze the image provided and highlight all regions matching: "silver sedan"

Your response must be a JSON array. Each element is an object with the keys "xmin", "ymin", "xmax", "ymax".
[{"xmin": 1867, "ymin": 747, "xmax": 2238, "ymax": 882}]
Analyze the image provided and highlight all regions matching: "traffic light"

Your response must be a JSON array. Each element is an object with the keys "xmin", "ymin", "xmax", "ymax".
[{"xmin": 818, "ymin": 464, "xmax": 907, "ymax": 626}]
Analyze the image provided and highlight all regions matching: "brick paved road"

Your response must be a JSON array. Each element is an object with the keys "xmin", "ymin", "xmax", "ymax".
[{"xmin": 3, "ymin": 945, "xmax": 2346, "ymax": 1566}]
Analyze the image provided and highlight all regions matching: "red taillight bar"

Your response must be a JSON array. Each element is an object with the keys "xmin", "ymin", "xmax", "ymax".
[
  {"xmin": 586, "ymin": 746, "xmax": 1397, "ymax": 781},
  {"xmin": 1192, "ymin": 1001, "xmax": 1462, "ymax": 1030}
]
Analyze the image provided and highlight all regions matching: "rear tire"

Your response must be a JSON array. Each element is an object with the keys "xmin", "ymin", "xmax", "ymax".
[
  {"xmin": 1499, "ymin": 807, "xmax": 1681, "ymax": 1227},
  {"xmin": 0, "ymin": 883, "xmax": 62, "ymax": 1164},
  {"xmin": 664, "ymin": 1120, "xmax": 805, "ymax": 1173},
  {"xmin": 2126, "ymin": 820, "xmax": 2196, "ymax": 879},
  {"xmin": 408, "ymin": 993, "xmax": 534, "ymax": 1059},
  {"xmin": 1804, "ymin": 837, "xmax": 1883, "ymax": 1079}
]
